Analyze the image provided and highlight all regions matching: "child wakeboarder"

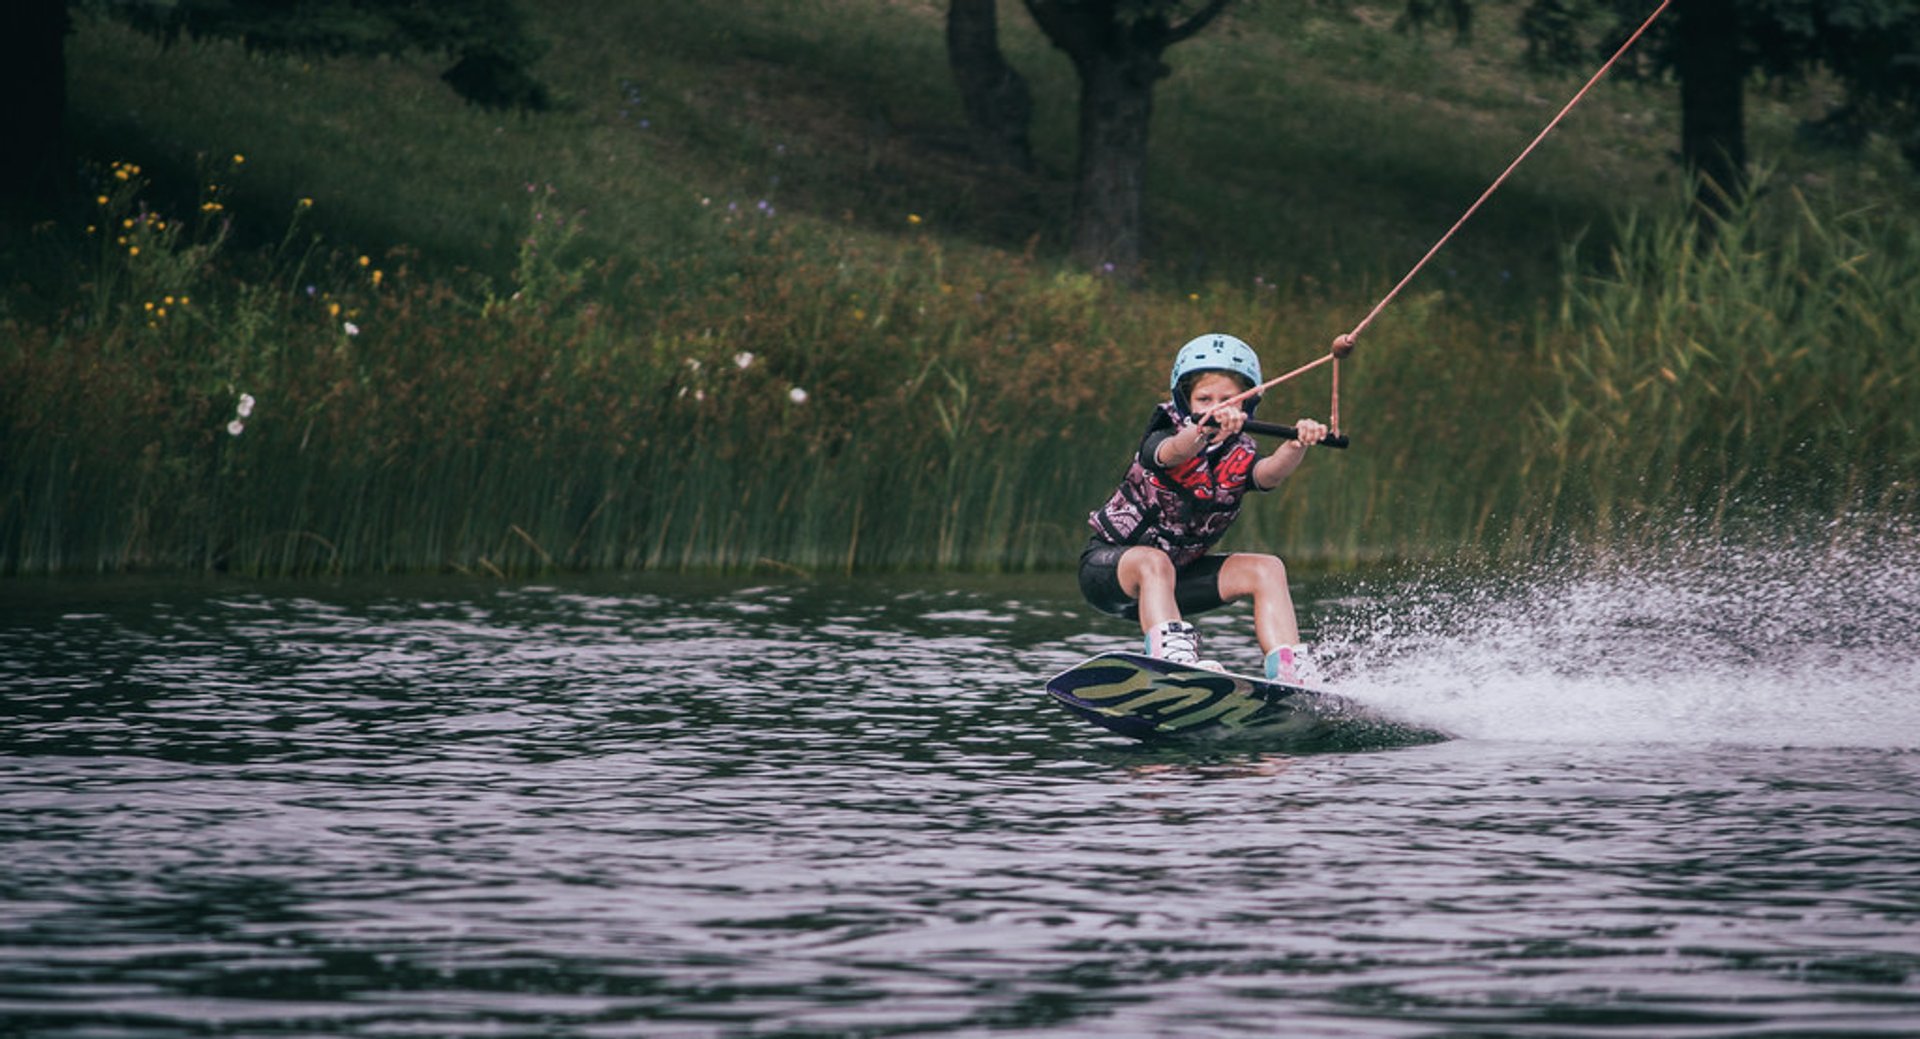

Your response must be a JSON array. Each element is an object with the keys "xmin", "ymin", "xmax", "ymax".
[{"xmin": 1078, "ymin": 333, "xmax": 1328, "ymax": 684}]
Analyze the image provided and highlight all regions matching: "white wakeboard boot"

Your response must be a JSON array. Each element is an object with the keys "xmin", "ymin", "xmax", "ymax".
[{"xmin": 1145, "ymin": 620, "xmax": 1222, "ymax": 671}]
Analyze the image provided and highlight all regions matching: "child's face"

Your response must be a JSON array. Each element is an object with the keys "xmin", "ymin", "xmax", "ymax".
[{"xmin": 1186, "ymin": 372, "xmax": 1250, "ymax": 413}]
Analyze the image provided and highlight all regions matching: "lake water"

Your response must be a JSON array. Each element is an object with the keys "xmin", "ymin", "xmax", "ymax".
[{"xmin": 4, "ymin": 532, "xmax": 1919, "ymax": 1038}]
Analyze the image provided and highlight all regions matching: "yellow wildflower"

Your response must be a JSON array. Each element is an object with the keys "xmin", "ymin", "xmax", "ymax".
[
  {"xmin": 908, "ymin": 213, "xmax": 923, "ymax": 225},
  {"xmin": 233, "ymin": 154, "xmax": 246, "ymax": 165},
  {"xmin": 95, "ymin": 195, "xmax": 108, "ymax": 206}
]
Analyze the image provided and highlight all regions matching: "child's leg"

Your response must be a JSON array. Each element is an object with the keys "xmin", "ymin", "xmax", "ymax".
[
  {"xmin": 1218, "ymin": 553, "xmax": 1321, "ymax": 682},
  {"xmin": 1117, "ymin": 546, "xmax": 1214, "ymax": 664},
  {"xmin": 1116, "ymin": 546, "xmax": 1181, "ymax": 632},
  {"xmin": 1216, "ymin": 552, "xmax": 1300, "ymax": 652}
]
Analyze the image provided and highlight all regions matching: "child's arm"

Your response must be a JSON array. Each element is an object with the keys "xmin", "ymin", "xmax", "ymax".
[
  {"xmin": 1151, "ymin": 418, "xmax": 1225, "ymax": 468},
  {"xmin": 1253, "ymin": 418, "xmax": 1328, "ymax": 490}
]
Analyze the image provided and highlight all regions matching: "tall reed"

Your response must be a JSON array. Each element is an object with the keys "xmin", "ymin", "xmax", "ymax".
[{"xmin": 1526, "ymin": 182, "xmax": 1920, "ymax": 543}]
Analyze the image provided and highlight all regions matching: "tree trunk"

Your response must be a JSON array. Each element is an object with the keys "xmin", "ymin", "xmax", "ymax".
[
  {"xmin": 947, "ymin": 0, "xmax": 1034, "ymax": 171},
  {"xmin": 1, "ymin": 0, "xmax": 69, "ymax": 204},
  {"xmin": 1674, "ymin": 0, "xmax": 1747, "ymax": 214},
  {"xmin": 1070, "ymin": 50, "xmax": 1158, "ymax": 272},
  {"xmin": 1021, "ymin": 0, "xmax": 1230, "ymax": 274}
]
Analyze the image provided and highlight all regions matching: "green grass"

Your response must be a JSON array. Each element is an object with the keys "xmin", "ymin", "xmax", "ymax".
[{"xmin": 3, "ymin": 1, "xmax": 1917, "ymax": 575}]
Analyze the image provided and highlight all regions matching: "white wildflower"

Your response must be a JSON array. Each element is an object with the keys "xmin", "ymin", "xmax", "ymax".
[
  {"xmin": 733, "ymin": 351, "xmax": 754, "ymax": 370},
  {"xmin": 788, "ymin": 387, "xmax": 808, "ymax": 405},
  {"xmin": 343, "ymin": 321, "xmax": 360, "ymax": 336},
  {"xmin": 227, "ymin": 419, "xmax": 246, "ymax": 437},
  {"xmin": 236, "ymin": 393, "xmax": 255, "ymax": 418}
]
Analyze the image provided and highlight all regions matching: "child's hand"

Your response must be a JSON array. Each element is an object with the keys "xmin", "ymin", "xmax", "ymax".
[
  {"xmin": 1293, "ymin": 418, "xmax": 1328, "ymax": 447},
  {"xmin": 1192, "ymin": 406, "xmax": 1245, "ymax": 445}
]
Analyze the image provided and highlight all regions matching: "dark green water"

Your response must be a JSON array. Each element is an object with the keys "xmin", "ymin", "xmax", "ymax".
[{"xmin": 4, "ymin": 545, "xmax": 1919, "ymax": 1037}]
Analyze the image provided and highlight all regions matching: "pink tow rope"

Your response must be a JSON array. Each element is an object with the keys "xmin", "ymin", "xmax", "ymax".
[{"xmin": 1210, "ymin": 0, "xmax": 1673, "ymax": 438}]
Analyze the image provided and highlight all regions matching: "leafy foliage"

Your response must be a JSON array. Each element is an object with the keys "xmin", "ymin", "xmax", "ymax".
[{"xmin": 1507, "ymin": 0, "xmax": 1919, "ymax": 167}]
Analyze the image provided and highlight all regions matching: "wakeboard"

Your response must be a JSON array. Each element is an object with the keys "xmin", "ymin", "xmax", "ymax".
[{"xmin": 1045, "ymin": 651, "xmax": 1448, "ymax": 749}]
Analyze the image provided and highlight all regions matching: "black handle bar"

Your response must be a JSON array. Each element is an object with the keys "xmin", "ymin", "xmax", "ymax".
[{"xmin": 1237, "ymin": 418, "xmax": 1351, "ymax": 449}]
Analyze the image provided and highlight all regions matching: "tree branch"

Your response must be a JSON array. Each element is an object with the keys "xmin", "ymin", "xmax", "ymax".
[{"xmin": 1167, "ymin": 0, "xmax": 1235, "ymax": 46}]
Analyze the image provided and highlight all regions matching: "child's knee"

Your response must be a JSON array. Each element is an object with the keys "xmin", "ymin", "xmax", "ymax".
[
  {"xmin": 1139, "ymin": 548, "xmax": 1178, "ymax": 578},
  {"xmin": 1121, "ymin": 546, "xmax": 1177, "ymax": 584},
  {"xmin": 1241, "ymin": 553, "xmax": 1290, "ymax": 592}
]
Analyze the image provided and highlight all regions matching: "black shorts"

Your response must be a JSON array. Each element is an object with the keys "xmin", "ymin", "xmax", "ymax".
[{"xmin": 1077, "ymin": 540, "xmax": 1230, "ymax": 620}]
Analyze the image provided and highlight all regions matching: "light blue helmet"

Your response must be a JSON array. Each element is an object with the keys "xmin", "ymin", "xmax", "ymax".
[{"xmin": 1170, "ymin": 333, "xmax": 1262, "ymax": 417}]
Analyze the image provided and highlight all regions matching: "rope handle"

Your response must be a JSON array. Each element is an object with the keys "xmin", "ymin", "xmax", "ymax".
[{"xmin": 1245, "ymin": 419, "xmax": 1350, "ymax": 450}]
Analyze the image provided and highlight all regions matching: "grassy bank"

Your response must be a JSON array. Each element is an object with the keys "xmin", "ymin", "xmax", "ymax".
[
  {"xmin": 5, "ymin": 169, "xmax": 1912, "ymax": 575},
  {"xmin": 3, "ymin": 2, "xmax": 1917, "ymax": 575}
]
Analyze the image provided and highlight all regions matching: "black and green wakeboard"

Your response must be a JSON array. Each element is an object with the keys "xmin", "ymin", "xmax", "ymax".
[{"xmin": 1045, "ymin": 651, "xmax": 1449, "ymax": 749}]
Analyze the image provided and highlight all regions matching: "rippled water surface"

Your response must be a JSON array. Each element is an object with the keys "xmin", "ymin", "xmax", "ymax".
[{"xmin": 4, "ymin": 541, "xmax": 1919, "ymax": 1037}]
